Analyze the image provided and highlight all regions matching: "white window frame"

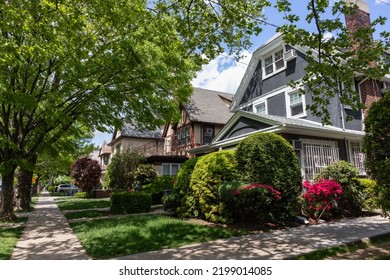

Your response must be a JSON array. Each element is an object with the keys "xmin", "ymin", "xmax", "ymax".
[
  {"xmin": 286, "ymin": 90, "xmax": 306, "ymax": 118},
  {"xmin": 254, "ymin": 100, "xmax": 267, "ymax": 115},
  {"xmin": 162, "ymin": 163, "xmax": 182, "ymax": 176},
  {"xmin": 262, "ymin": 47, "xmax": 286, "ymax": 79}
]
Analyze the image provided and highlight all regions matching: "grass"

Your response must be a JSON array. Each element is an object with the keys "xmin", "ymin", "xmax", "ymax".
[
  {"xmin": 55, "ymin": 197, "xmax": 110, "ymax": 211},
  {"xmin": 0, "ymin": 217, "xmax": 28, "ymax": 224},
  {"xmin": 0, "ymin": 226, "xmax": 25, "ymax": 260},
  {"xmin": 288, "ymin": 243, "xmax": 368, "ymax": 260},
  {"xmin": 288, "ymin": 235, "xmax": 390, "ymax": 260},
  {"xmin": 70, "ymin": 215, "xmax": 247, "ymax": 259},
  {"xmin": 64, "ymin": 210, "xmax": 109, "ymax": 220}
]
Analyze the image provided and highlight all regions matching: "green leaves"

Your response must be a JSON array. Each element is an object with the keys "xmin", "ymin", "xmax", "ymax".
[{"xmin": 277, "ymin": 0, "xmax": 390, "ymax": 125}]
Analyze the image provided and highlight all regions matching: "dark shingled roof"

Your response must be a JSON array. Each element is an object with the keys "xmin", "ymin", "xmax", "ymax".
[
  {"xmin": 183, "ymin": 88, "xmax": 234, "ymax": 124},
  {"xmin": 120, "ymin": 124, "xmax": 162, "ymax": 140}
]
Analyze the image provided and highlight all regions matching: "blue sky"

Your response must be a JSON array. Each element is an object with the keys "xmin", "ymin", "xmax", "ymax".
[{"xmin": 92, "ymin": 0, "xmax": 390, "ymax": 146}]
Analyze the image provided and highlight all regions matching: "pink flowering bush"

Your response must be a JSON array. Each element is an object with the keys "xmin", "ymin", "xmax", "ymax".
[
  {"xmin": 221, "ymin": 182, "xmax": 282, "ymax": 224},
  {"xmin": 301, "ymin": 179, "xmax": 342, "ymax": 221}
]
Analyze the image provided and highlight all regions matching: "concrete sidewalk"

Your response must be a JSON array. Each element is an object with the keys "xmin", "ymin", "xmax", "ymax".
[
  {"xmin": 11, "ymin": 191, "xmax": 90, "ymax": 260},
  {"xmin": 9, "ymin": 191, "xmax": 390, "ymax": 260},
  {"xmin": 115, "ymin": 215, "xmax": 390, "ymax": 260}
]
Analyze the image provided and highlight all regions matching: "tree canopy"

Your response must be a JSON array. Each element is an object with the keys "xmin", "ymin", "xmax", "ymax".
[{"xmin": 0, "ymin": 0, "xmax": 269, "ymax": 220}]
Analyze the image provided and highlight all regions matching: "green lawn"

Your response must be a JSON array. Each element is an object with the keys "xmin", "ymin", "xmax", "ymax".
[
  {"xmin": 55, "ymin": 197, "xmax": 110, "ymax": 211},
  {"xmin": 70, "ymin": 215, "xmax": 247, "ymax": 259},
  {"xmin": 0, "ymin": 226, "xmax": 25, "ymax": 260},
  {"xmin": 64, "ymin": 210, "xmax": 110, "ymax": 220},
  {"xmin": 288, "ymin": 235, "xmax": 390, "ymax": 260}
]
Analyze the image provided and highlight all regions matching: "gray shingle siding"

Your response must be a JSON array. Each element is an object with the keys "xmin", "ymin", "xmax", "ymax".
[
  {"xmin": 267, "ymin": 93, "xmax": 287, "ymax": 117},
  {"xmin": 239, "ymin": 46, "xmax": 308, "ymax": 106}
]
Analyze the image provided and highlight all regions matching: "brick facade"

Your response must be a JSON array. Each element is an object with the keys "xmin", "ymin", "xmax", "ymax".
[{"xmin": 345, "ymin": 0, "xmax": 382, "ymax": 117}]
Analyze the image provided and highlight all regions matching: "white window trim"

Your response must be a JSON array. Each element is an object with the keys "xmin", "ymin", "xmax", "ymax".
[
  {"xmin": 262, "ymin": 46, "xmax": 286, "ymax": 79},
  {"xmin": 162, "ymin": 163, "xmax": 182, "ymax": 176},
  {"xmin": 286, "ymin": 90, "xmax": 306, "ymax": 118},
  {"xmin": 253, "ymin": 100, "xmax": 268, "ymax": 115}
]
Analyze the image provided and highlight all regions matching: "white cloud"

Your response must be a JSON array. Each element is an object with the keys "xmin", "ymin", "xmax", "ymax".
[
  {"xmin": 191, "ymin": 51, "xmax": 252, "ymax": 94},
  {"xmin": 376, "ymin": 0, "xmax": 390, "ymax": 4}
]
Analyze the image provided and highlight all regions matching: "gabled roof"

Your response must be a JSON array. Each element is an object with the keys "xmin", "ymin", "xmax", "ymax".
[
  {"xmin": 119, "ymin": 124, "xmax": 162, "ymax": 140},
  {"xmin": 188, "ymin": 110, "xmax": 364, "ymax": 154},
  {"xmin": 183, "ymin": 88, "xmax": 234, "ymax": 124},
  {"xmin": 230, "ymin": 33, "xmax": 311, "ymax": 111},
  {"xmin": 108, "ymin": 124, "xmax": 162, "ymax": 146}
]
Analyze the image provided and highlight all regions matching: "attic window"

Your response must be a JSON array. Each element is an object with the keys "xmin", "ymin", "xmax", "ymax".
[{"xmin": 264, "ymin": 49, "xmax": 285, "ymax": 77}]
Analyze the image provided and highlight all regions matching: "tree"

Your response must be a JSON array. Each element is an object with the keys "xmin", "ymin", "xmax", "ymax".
[
  {"xmin": 71, "ymin": 157, "xmax": 101, "ymax": 196},
  {"xmin": 0, "ymin": 0, "xmax": 269, "ymax": 220},
  {"xmin": 276, "ymin": 0, "xmax": 390, "ymax": 124},
  {"xmin": 363, "ymin": 91, "xmax": 390, "ymax": 217},
  {"xmin": 105, "ymin": 147, "xmax": 149, "ymax": 192}
]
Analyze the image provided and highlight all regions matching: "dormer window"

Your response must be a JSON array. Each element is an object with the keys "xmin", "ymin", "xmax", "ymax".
[{"xmin": 264, "ymin": 49, "xmax": 285, "ymax": 77}]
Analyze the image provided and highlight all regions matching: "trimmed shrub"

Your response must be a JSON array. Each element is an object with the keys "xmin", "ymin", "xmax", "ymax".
[
  {"xmin": 220, "ymin": 182, "xmax": 282, "ymax": 224},
  {"xmin": 47, "ymin": 186, "xmax": 56, "ymax": 192},
  {"xmin": 141, "ymin": 176, "xmax": 175, "ymax": 205},
  {"xmin": 173, "ymin": 157, "xmax": 200, "ymax": 217},
  {"xmin": 356, "ymin": 178, "xmax": 379, "ymax": 212},
  {"xmin": 315, "ymin": 161, "xmax": 364, "ymax": 213},
  {"xmin": 235, "ymin": 132, "xmax": 302, "ymax": 220},
  {"xmin": 190, "ymin": 150, "xmax": 239, "ymax": 223},
  {"xmin": 110, "ymin": 192, "xmax": 151, "ymax": 214},
  {"xmin": 364, "ymin": 93, "xmax": 390, "ymax": 217},
  {"xmin": 75, "ymin": 192, "xmax": 87, "ymax": 198}
]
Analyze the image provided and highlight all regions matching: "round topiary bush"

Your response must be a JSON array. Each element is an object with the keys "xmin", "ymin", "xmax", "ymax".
[
  {"xmin": 190, "ymin": 150, "xmax": 239, "ymax": 223},
  {"xmin": 173, "ymin": 157, "xmax": 200, "ymax": 217},
  {"xmin": 235, "ymin": 132, "xmax": 302, "ymax": 221}
]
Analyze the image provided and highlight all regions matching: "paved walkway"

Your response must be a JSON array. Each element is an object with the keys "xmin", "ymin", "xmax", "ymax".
[
  {"xmin": 116, "ymin": 215, "xmax": 390, "ymax": 260},
  {"xmin": 9, "ymin": 191, "xmax": 390, "ymax": 260},
  {"xmin": 11, "ymin": 191, "xmax": 90, "ymax": 260}
]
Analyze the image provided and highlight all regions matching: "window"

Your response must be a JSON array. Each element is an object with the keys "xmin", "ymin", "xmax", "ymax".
[
  {"xmin": 349, "ymin": 141, "xmax": 366, "ymax": 175},
  {"xmin": 263, "ymin": 49, "xmax": 285, "ymax": 77},
  {"xmin": 301, "ymin": 139, "xmax": 339, "ymax": 180},
  {"xmin": 162, "ymin": 163, "xmax": 182, "ymax": 176},
  {"xmin": 203, "ymin": 126, "xmax": 214, "ymax": 144},
  {"xmin": 288, "ymin": 91, "xmax": 305, "ymax": 117},
  {"xmin": 255, "ymin": 102, "xmax": 266, "ymax": 114},
  {"xmin": 175, "ymin": 125, "xmax": 191, "ymax": 147}
]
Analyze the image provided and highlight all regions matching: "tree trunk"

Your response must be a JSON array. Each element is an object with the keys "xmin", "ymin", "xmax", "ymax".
[
  {"xmin": 17, "ymin": 168, "xmax": 34, "ymax": 211},
  {"xmin": 0, "ymin": 167, "xmax": 17, "ymax": 221}
]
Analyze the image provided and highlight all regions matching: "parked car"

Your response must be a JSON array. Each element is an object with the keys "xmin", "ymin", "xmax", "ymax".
[{"xmin": 56, "ymin": 184, "xmax": 79, "ymax": 194}]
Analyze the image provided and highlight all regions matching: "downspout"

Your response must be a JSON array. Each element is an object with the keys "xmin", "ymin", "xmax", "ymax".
[
  {"xmin": 358, "ymin": 78, "xmax": 368, "ymax": 130},
  {"xmin": 338, "ymin": 81, "xmax": 346, "ymax": 131}
]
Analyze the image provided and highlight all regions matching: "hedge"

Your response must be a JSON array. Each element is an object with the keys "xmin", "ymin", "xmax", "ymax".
[
  {"xmin": 190, "ymin": 150, "xmax": 239, "ymax": 223},
  {"xmin": 110, "ymin": 192, "xmax": 151, "ymax": 214},
  {"xmin": 235, "ymin": 132, "xmax": 302, "ymax": 220}
]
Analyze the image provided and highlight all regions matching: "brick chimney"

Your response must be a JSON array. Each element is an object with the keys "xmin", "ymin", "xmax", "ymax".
[{"xmin": 344, "ymin": 0, "xmax": 382, "ymax": 119}]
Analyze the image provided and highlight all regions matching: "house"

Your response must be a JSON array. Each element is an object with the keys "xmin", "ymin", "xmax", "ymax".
[
  {"xmin": 189, "ymin": 0, "xmax": 390, "ymax": 180},
  {"xmin": 102, "ymin": 124, "xmax": 186, "ymax": 176},
  {"xmin": 96, "ymin": 88, "xmax": 233, "ymax": 178},
  {"xmin": 162, "ymin": 87, "xmax": 234, "ymax": 157}
]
